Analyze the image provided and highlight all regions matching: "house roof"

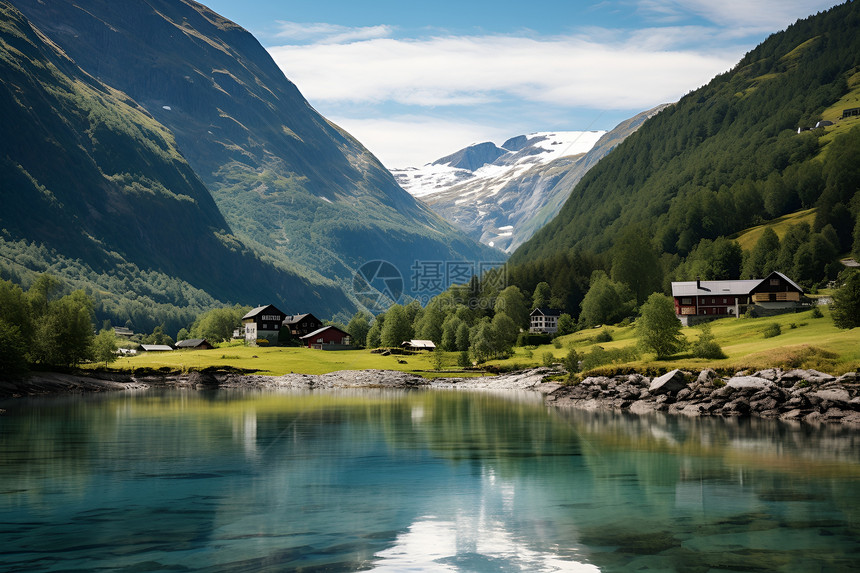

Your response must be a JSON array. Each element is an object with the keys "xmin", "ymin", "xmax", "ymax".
[
  {"xmin": 175, "ymin": 339, "xmax": 208, "ymax": 348},
  {"xmin": 530, "ymin": 307, "xmax": 561, "ymax": 317},
  {"xmin": 140, "ymin": 344, "xmax": 173, "ymax": 351},
  {"xmin": 284, "ymin": 313, "xmax": 315, "ymax": 325},
  {"xmin": 299, "ymin": 325, "xmax": 349, "ymax": 339},
  {"xmin": 671, "ymin": 271, "xmax": 803, "ymax": 297},
  {"xmin": 402, "ymin": 339, "xmax": 436, "ymax": 349},
  {"xmin": 671, "ymin": 279, "xmax": 759, "ymax": 297},
  {"xmin": 752, "ymin": 271, "xmax": 803, "ymax": 293},
  {"xmin": 242, "ymin": 305, "xmax": 284, "ymax": 320}
]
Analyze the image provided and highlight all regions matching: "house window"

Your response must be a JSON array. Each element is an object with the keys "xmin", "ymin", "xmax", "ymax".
[
  {"xmin": 722, "ymin": 298, "xmax": 727, "ymax": 303},
  {"xmin": 770, "ymin": 278, "xmax": 780, "ymax": 286},
  {"xmin": 681, "ymin": 297, "xmax": 692, "ymax": 304}
]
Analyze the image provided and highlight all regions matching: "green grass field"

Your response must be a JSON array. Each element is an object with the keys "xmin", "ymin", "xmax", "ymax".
[
  {"xmin": 484, "ymin": 306, "xmax": 860, "ymax": 376},
  {"xmin": 108, "ymin": 343, "xmax": 484, "ymax": 378},
  {"xmin": 100, "ymin": 306, "xmax": 859, "ymax": 379}
]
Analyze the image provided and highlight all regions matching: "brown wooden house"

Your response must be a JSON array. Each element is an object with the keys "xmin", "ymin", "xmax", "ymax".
[{"xmin": 672, "ymin": 271, "xmax": 804, "ymax": 325}]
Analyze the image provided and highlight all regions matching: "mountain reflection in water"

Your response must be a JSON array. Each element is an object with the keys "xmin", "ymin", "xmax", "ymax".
[{"xmin": 1, "ymin": 389, "xmax": 858, "ymax": 572}]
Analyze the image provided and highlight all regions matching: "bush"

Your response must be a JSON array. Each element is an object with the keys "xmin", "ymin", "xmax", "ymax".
[
  {"xmin": 811, "ymin": 306, "xmax": 823, "ymax": 318},
  {"xmin": 517, "ymin": 332, "xmax": 551, "ymax": 346},
  {"xmin": 552, "ymin": 338, "xmax": 562, "ymax": 348},
  {"xmin": 457, "ymin": 350, "xmax": 471, "ymax": 368},
  {"xmin": 763, "ymin": 323, "xmax": 782, "ymax": 338},
  {"xmin": 561, "ymin": 348, "xmax": 580, "ymax": 373},
  {"xmin": 580, "ymin": 345, "xmax": 639, "ymax": 370},
  {"xmin": 541, "ymin": 351, "xmax": 555, "ymax": 367},
  {"xmin": 593, "ymin": 329, "xmax": 613, "ymax": 343},
  {"xmin": 691, "ymin": 323, "xmax": 726, "ymax": 359}
]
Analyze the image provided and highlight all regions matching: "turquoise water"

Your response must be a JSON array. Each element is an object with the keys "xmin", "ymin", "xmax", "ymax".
[{"xmin": 1, "ymin": 388, "xmax": 859, "ymax": 572}]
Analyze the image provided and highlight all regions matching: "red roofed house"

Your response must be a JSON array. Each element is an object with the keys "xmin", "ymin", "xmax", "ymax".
[
  {"xmin": 300, "ymin": 325, "xmax": 352, "ymax": 350},
  {"xmin": 671, "ymin": 271, "xmax": 804, "ymax": 326}
]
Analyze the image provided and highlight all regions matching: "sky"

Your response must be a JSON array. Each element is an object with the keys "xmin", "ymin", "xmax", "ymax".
[{"xmin": 202, "ymin": 0, "xmax": 844, "ymax": 168}]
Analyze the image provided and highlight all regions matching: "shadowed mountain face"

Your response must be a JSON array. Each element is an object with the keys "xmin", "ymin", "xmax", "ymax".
[
  {"xmin": 0, "ymin": 0, "xmax": 349, "ymax": 318},
  {"xmin": 12, "ymin": 0, "xmax": 498, "ymax": 296}
]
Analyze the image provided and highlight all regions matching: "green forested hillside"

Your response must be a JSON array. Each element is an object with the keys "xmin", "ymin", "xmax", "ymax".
[
  {"xmin": 507, "ymin": 1, "xmax": 860, "ymax": 315},
  {"xmin": 12, "ymin": 0, "xmax": 497, "ymax": 296},
  {"xmin": 0, "ymin": 1, "xmax": 350, "ymax": 333}
]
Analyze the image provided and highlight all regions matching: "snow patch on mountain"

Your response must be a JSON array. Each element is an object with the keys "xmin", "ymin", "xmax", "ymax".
[{"xmin": 391, "ymin": 131, "xmax": 605, "ymax": 198}]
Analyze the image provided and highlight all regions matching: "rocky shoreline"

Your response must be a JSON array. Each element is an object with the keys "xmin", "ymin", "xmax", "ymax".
[{"xmin": 2, "ymin": 367, "xmax": 859, "ymax": 426}]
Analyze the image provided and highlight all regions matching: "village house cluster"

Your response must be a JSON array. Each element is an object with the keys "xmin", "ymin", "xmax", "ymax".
[
  {"xmin": 241, "ymin": 305, "xmax": 352, "ymax": 349},
  {"xmin": 525, "ymin": 271, "xmax": 808, "ymax": 333}
]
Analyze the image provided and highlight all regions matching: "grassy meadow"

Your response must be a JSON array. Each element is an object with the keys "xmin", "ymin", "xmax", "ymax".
[
  {"xmin": 108, "ymin": 343, "xmax": 482, "ymax": 378},
  {"xmin": 486, "ymin": 306, "xmax": 860, "ymax": 377},
  {"xmin": 101, "ymin": 306, "xmax": 859, "ymax": 380}
]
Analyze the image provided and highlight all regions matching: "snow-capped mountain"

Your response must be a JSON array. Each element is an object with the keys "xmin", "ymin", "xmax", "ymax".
[
  {"xmin": 393, "ymin": 131, "xmax": 604, "ymax": 199},
  {"xmin": 392, "ymin": 106, "xmax": 670, "ymax": 252}
]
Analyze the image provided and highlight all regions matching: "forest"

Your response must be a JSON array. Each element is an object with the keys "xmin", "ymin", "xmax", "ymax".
[{"xmin": 501, "ymin": 1, "xmax": 860, "ymax": 320}]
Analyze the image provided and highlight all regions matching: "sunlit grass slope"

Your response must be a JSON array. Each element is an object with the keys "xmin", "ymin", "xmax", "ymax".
[
  {"xmin": 104, "ymin": 307, "xmax": 859, "ymax": 379},
  {"xmin": 486, "ymin": 306, "xmax": 860, "ymax": 376}
]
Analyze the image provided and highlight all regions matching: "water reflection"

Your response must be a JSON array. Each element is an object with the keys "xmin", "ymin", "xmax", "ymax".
[{"xmin": 1, "ymin": 390, "xmax": 859, "ymax": 571}]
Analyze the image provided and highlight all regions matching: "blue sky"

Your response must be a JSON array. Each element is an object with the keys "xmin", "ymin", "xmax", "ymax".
[{"xmin": 203, "ymin": 0, "xmax": 843, "ymax": 167}]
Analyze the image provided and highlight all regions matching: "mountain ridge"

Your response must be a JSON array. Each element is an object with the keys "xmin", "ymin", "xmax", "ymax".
[
  {"xmin": 11, "ymin": 0, "xmax": 498, "ymax": 301},
  {"xmin": 0, "ymin": 0, "xmax": 351, "ymax": 331}
]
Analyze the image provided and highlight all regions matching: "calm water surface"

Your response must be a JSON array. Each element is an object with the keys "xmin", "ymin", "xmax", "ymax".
[{"xmin": 1, "ymin": 388, "xmax": 859, "ymax": 572}]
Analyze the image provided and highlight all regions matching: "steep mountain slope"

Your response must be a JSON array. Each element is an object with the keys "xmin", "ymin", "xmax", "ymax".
[
  {"xmin": 394, "ymin": 131, "xmax": 606, "ymax": 251},
  {"xmin": 13, "ymin": 0, "xmax": 498, "ymax": 297},
  {"xmin": 511, "ymin": 1, "xmax": 860, "ymax": 270},
  {"xmin": 0, "ymin": 0, "xmax": 349, "ymax": 330}
]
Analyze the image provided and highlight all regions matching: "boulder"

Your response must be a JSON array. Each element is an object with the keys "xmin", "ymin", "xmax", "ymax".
[
  {"xmin": 783, "ymin": 369, "xmax": 835, "ymax": 384},
  {"xmin": 696, "ymin": 369, "xmax": 717, "ymax": 385},
  {"xmin": 649, "ymin": 369, "xmax": 688, "ymax": 395},
  {"xmin": 726, "ymin": 376, "xmax": 772, "ymax": 391},
  {"xmin": 814, "ymin": 388, "xmax": 851, "ymax": 404}
]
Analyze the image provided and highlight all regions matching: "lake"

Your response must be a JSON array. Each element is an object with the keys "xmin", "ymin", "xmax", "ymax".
[{"xmin": 1, "ymin": 388, "xmax": 859, "ymax": 572}]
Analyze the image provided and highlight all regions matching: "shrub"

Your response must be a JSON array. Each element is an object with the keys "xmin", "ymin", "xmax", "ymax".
[
  {"xmin": 593, "ymin": 329, "xmax": 613, "ymax": 343},
  {"xmin": 457, "ymin": 350, "xmax": 471, "ymax": 368},
  {"xmin": 517, "ymin": 333, "xmax": 551, "ymax": 346},
  {"xmin": 561, "ymin": 348, "xmax": 580, "ymax": 373},
  {"xmin": 810, "ymin": 306, "xmax": 823, "ymax": 318},
  {"xmin": 691, "ymin": 323, "xmax": 726, "ymax": 359},
  {"xmin": 541, "ymin": 351, "xmax": 555, "ymax": 367},
  {"xmin": 580, "ymin": 345, "xmax": 639, "ymax": 370},
  {"xmin": 763, "ymin": 323, "xmax": 782, "ymax": 338},
  {"xmin": 552, "ymin": 338, "xmax": 563, "ymax": 348}
]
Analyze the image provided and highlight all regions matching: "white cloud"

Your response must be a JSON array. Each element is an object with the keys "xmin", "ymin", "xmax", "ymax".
[
  {"xmin": 637, "ymin": 0, "xmax": 842, "ymax": 32},
  {"xmin": 327, "ymin": 115, "xmax": 514, "ymax": 168},
  {"xmin": 268, "ymin": 32, "xmax": 742, "ymax": 111},
  {"xmin": 272, "ymin": 21, "xmax": 394, "ymax": 43}
]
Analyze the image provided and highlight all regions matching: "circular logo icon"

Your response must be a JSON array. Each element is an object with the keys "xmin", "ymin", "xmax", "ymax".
[{"xmin": 352, "ymin": 260, "xmax": 403, "ymax": 312}]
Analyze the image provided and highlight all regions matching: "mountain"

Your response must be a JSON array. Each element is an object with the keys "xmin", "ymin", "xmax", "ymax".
[
  {"xmin": 0, "ymin": 0, "xmax": 350, "ymax": 332},
  {"xmin": 11, "ymin": 0, "xmax": 498, "ymax": 302},
  {"xmin": 393, "ymin": 131, "xmax": 607, "ymax": 251},
  {"xmin": 505, "ymin": 1, "xmax": 860, "ymax": 312}
]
